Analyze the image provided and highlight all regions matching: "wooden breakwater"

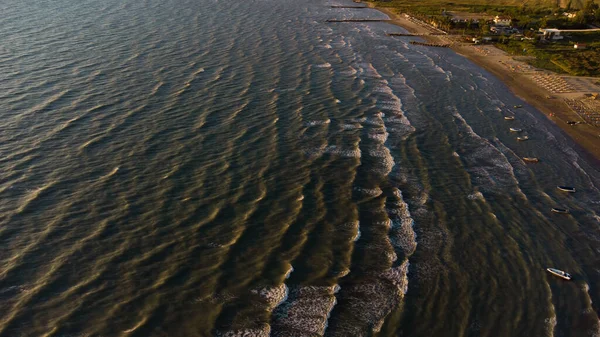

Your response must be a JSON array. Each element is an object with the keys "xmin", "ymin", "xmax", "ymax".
[
  {"xmin": 409, "ymin": 41, "xmax": 451, "ymax": 47},
  {"xmin": 387, "ymin": 32, "xmax": 446, "ymax": 37},
  {"xmin": 326, "ymin": 19, "xmax": 389, "ymax": 23},
  {"xmin": 330, "ymin": 5, "xmax": 368, "ymax": 8}
]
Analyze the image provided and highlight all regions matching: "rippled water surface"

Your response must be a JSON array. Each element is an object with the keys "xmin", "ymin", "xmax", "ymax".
[{"xmin": 1, "ymin": 0, "xmax": 599, "ymax": 336}]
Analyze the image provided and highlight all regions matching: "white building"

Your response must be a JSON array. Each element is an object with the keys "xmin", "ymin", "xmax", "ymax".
[
  {"xmin": 540, "ymin": 28, "xmax": 564, "ymax": 40},
  {"xmin": 493, "ymin": 15, "xmax": 511, "ymax": 26}
]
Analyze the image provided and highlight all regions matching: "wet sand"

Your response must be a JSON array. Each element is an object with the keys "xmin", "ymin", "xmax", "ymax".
[{"xmin": 368, "ymin": 3, "xmax": 600, "ymax": 162}]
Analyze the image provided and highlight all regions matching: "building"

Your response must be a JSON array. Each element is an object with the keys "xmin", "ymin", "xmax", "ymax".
[
  {"xmin": 574, "ymin": 43, "xmax": 587, "ymax": 49},
  {"xmin": 493, "ymin": 15, "xmax": 511, "ymax": 26},
  {"xmin": 540, "ymin": 28, "xmax": 564, "ymax": 40}
]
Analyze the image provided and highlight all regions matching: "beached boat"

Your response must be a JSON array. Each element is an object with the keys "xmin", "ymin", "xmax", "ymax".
[
  {"xmin": 523, "ymin": 157, "xmax": 539, "ymax": 163},
  {"xmin": 551, "ymin": 208, "xmax": 570, "ymax": 214},
  {"xmin": 514, "ymin": 105, "xmax": 523, "ymax": 108},
  {"xmin": 517, "ymin": 136, "xmax": 529, "ymax": 141},
  {"xmin": 504, "ymin": 116, "xmax": 515, "ymax": 120},
  {"xmin": 546, "ymin": 268, "xmax": 571, "ymax": 280},
  {"xmin": 557, "ymin": 186, "xmax": 576, "ymax": 193},
  {"xmin": 510, "ymin": 128, "xmax": 522, "ymax": 132}
]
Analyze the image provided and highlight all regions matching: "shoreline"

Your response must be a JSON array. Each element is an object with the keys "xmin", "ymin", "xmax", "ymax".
[{"xmin": 366, "ymin": 3, "xmax": 600, "ymax": 163}]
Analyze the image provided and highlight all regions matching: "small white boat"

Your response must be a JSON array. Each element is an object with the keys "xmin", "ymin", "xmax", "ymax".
[
  {"xmin": 546, "ymin": 268, "xmax": 571, "ymax": 280},
  {"xmin": 504, "ymin": 116, "xmax": 515, "ymax": 121},
  {"xmin": 510, "ymin": 128, "xmax": 523, "ymax": 132},
  {"xmin": 517, "ymin": 136, "xmax": 529, "ymax": 141},
  {"xmin": 557, "ymin": 186, "xmax": 576, "ymax": 193},
  {"xmin": 551, "ymin": 208, "xmax": 570, "ymax": 214},
  {"xmin": 514, "ymin": 105, "xmax": 523, "ymax": 108},
  {"xmin": 523, "ymin": 157, "xmax": 539, "ymax": 163}
]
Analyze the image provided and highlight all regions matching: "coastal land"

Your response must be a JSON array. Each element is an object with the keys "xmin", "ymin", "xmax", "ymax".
[{"xmin": 367, "ymin": 3, "xmax": 600, "ymax": 162}]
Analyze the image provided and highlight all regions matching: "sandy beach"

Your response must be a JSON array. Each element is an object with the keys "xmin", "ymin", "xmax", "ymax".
[{"xmin": 368, "ymin": 3, "xmax": 600, "ymax": 162}]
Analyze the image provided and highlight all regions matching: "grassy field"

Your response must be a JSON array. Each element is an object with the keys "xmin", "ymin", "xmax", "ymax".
[
  {"xmin": 371, "ymin": 0, "xmax": 597, "ymax": 76},
  {"xmin": 371, "ymin": 0, "xmax": 587, "ymax": 16},
  {"xmin": 494, "ymin": 32, "xmax": 600, "ymax": 76}
]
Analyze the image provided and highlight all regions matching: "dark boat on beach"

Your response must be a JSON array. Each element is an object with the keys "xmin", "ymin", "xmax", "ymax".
[
  {"xmin": 551, "ymin": 208, "xmax": 570, "ymax": 214},
  {"xmin": 557, "ymin": 186, "xmax": 576, "ymax": 193},
  {"xmin": 517, "ymin": 136, "xmax": 529, "ymax": 141}
]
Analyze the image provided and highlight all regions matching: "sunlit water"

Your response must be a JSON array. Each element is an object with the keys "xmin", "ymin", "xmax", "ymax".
[{"xmin": 1, "ymin": 0, "xmax": 599, "ymax": 336}]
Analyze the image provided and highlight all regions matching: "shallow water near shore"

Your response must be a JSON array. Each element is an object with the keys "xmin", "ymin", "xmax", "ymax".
[{"xmin": 1, "ymin": 0, "xmax": 599, "ymax": 336}]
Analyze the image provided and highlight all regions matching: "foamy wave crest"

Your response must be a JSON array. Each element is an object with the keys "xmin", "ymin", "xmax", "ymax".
[
  {"xmin": 467, "ymin": 191, "xmax": 485, "ymax": 201},
  {"xmin": 325, "ymin": 145, "xmax": 361, "ymax": 158},
  {"xmin": 367, "ymin": 145, "xmax": 391, "ymax": 158},
  {"xmin": 303, "ymin": 144, "xmax": 327, "ymax": 158},
  {"xmin": 354, "ymin": 186, "xmax": 383, "ymax": 197},
  {"xmin": 347, "ymin": 117, "xmax": 366, "ymax": 123},
  {"xmin": 339, "ymin": 67, "xmax": 357, "ymax": 76},
  {"xmin": 250, "ymin": 283, "xmax": 289, "ymax": 308},
  {"xmin": 373, "ymin": 86, "xmax": 394, "ymax": 95},
  {"xmin": 364, "ymin": 116, "xmax": 384, "ymax": 126},
  {"xmin": 358, "ymin": 63, "xmax": 382, "ymax": 79},
  {"xmin": 450, "ymin": 108, "xmax": 520, "ymax": 193},
  {"xmin": 387, "ymin": 189, "xmax": 417, "ymax": 255},
  {"xmin": 385, "ymin": 114, "xmax": 411, "ymax": 125},
  {"xmin": 367, "ymin": 130, "xmax": 389, "ymax": 143},
  {"xmin": 271, "ymin": 285, "xmax": 339, "ymax": 336},
  {"xmin": 305, "ymin": 119, "xmax": 331, "ymax": 127},
  {"xmin": 379, "ymin": 99, "xmax": 403, "ymax": 112},
  {"xmin": 341, "ymin": 123, "xmax": 362, "ymax": 130},
  {"xmin": 326, "ymin": 261, "xmax": 409, "ymax": 335},
  {"xmin": 313, "ymin": 63, "xmax": 332, "ymax": 69},
  {"xmin": 216, "ymin": 325, "xmax": 271, "ymax": 337}
]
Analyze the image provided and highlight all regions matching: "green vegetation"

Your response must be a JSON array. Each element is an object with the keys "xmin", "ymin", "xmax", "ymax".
[
  {"xmin": 372, "ymin": 0, "xmax": 600, "ymax": 76},
  {"xmin": 372, "ymin": 0, "xmax": 599, "ymax": 29},
  {"xmin": 495, "ymin": 31, "xmax": 600, "ymax": 76}
]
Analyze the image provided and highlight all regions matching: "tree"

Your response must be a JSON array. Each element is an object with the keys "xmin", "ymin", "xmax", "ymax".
[
  {"xmin": 566, "ymin": 0, "xmax": 572, "ymax": 11},
  {"xmin": 575, "ymin": 10, "xmax": 588, "ymax": 24},
  {"xmin": 584, "ymin": 0, "xmax": 599, "ymax": 12}
]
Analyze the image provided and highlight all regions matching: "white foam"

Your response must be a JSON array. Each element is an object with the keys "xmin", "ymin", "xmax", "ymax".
[
  {"xmin": 305, "ymin": 119, "xmax": 331, "ymax": 126},
  {"xmin": 354, "ymin": 186, "xmax": 383, "ymax": 197},
  {"xmin": 250, "ymin": 283, "xmax": 289, "ymax": 308},
  {"xmin": 341, "ymin": 123, "xmax": 362, "ymax": 130},
  {"xmin": 467, "ymin": 192, "xmax": 485, "ymax": 201},
  {"xmin": 314, "ymin": 63, "xmax": 332, "ymax": 68},
  {"xmin": 272, "ymin": 285, "xmax": 339, "ymax": 336},
  {"xmin": 216, "ymin": 325, "xmax": 271, "ymax": 337},
  {"xmin": 367, "ymin": 130, "xmax": 389, "ymax": 143}
]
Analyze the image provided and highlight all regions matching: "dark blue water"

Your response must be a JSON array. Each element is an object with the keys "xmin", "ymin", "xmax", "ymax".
[{"xmin": 1, "ymin": 0, "xmax": 599, "ymax": 336}]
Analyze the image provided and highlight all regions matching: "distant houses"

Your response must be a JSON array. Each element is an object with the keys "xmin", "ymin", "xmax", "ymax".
[
  {"xmin": 493, "ymin": 15, "xmax": 511, "ymax": 26},
  {"xmin": 574, "ymin": 43, "xmax": 587, "ymax": 49}
]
